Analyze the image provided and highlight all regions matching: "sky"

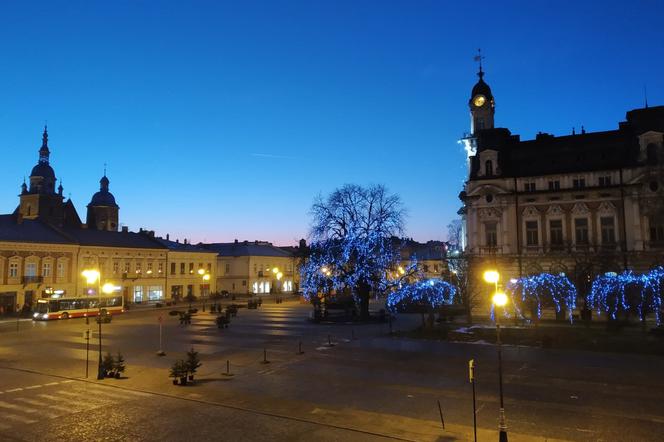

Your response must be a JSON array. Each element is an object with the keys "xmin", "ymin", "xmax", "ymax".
[{"xmin": 1, "ymin": 0, "xmax": 663, "ymax": 245}]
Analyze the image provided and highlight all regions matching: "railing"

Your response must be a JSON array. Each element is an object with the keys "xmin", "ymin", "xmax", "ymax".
[
  {"xmin": 22, "ymin": 276, "xmax": 43, "ymax": 285},
  {"xmin": 644, "ymin": 241, "xmax": 664, "ymax": 250},
  {"xmin": 478, "ymin": 246, "xmax": 503, "ymax": 255}
]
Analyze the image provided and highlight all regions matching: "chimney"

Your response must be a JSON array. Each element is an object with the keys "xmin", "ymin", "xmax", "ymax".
[
  {"xmin": 122, "ymin": 226, "xmax": 128, "ymax": 233},
  {"xmin": 234, "ymin": 239, "xmax": 238, "ymax": 244},
  {"xmin": 166, "ymin": 233, "xmax": 170, "ymax": 240},
  {"xmin": 176, "ymin": 239, "xmax": 179, "ymax": 243},
  {"xmin": 148, "ymin": 230, "xmax": 155, "ymax": 237}
]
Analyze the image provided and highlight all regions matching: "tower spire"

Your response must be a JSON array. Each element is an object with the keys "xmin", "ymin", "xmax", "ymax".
[{"xmin": 39, "ymin": 125, "xmax": 50, "ymax": 163}]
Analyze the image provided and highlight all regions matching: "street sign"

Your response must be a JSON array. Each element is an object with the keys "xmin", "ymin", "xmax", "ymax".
[
  {"xmin": 158, "ymin": 315, "xmax": 163, "ymax": 324},
  {"xmin": 468, "ymin": 359, "xmax": 474, "ymax": 382}
]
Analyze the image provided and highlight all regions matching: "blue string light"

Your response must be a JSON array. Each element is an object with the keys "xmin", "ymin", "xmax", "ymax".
[
  {"xmin": 588, "ymin": 267, "xmax": 664, "ymax": 324},
  {"xmin": 386, "ymin": 278, "xmax": 456, "ymax": 313},
  {"xmin": 505, "ymin": 273, "xmax": 577, "ymax": 323}
]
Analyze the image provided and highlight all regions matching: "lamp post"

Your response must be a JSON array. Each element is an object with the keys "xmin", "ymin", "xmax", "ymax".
[
  {"xmin": 82, "ymin": 269, "xmax": 114, "ymax": 380},
  {"xmin": 484, "ymin": 270, "xmax": 508, "ymax": 441},
  {"xmin": 197, "ymin": 268, "xmax": 211, "ymax": 311},
  {"xmin": 492, "ymin": 291, "xmax": 509, "ymax": 441}
]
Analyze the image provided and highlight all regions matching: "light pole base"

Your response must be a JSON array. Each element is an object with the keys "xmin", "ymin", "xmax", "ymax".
[{"xmin": 499, "ymin": 430, "xmax": 508, "ymax": 442}]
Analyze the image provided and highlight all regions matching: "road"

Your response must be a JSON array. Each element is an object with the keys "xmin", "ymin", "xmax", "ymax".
[{"xmin": 1, "ymin": 300, "xmax": 663, "ymax": 441}]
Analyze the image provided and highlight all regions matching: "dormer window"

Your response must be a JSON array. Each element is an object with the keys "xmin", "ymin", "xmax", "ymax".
[
  {"xmin": 647, "ymin": 143, "xmax": 658, "ymax": 165},
  {"xmin": 485, "ymin": 160, "xmax": 493, "ymax": 176}
]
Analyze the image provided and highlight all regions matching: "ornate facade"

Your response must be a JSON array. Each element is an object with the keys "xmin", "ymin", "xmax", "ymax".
[{"xmin": 459, "ymin": 68, "xmax": 664, "ymax": 310}]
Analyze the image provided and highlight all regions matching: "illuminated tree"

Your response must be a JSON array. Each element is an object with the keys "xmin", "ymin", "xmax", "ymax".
[
  {"xmin": 387, "ymin": 278, "xmax": 456, "ymax": 328},
  {"xmin": 505, "ymin": 273, "xmax": 577, "ymax": 323},
  {"xmin": 588, "ymin": 267, "xmax": 664, "ymax": 324},
  {"xmin": 301, "ymin": 184, "xmax": 408, "ymax": 319}
]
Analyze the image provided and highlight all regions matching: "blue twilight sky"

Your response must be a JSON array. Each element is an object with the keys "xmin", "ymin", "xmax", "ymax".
[{"xmin": 1, "ymin": 1, "xmax": 663, "ymax": 245}]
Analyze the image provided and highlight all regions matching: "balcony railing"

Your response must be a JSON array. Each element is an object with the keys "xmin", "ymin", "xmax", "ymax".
[{"xmin": 22, "ymin": 276, "xmax": 43, "ymax": 285}]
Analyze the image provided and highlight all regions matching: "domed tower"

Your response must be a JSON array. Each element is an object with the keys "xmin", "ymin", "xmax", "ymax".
[
  {"xmin": 469, "ymin": 63, "xmax": 495, "ymax": 135},
  {"xmin": 86, "ymin": 171, "xmax": 119, "ymax": 231},
  {"xmin": 18, "ymin": 126, "xmax": 65, "ymax": 223}
]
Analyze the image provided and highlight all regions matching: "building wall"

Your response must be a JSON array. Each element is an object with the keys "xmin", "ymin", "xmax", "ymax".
[
  {"xmin": 0, "ymin": 241, "xmax": 79, "ymax": 311},
  {"xmin": 165, "ymin": 250, "xmax": 217, "ymax": 300},
  {"xmin": 215, "ymin": 255, "xmax": 298, "ymax": 295}
]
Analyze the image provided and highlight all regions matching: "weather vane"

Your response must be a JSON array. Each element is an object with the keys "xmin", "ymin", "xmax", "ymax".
[{"xmin": 474, "ymin": 48, "xmax": 484, "ymax": 73}]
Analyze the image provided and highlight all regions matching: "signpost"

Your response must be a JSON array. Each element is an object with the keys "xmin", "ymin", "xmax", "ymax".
[
  {"xmin": 84, "ymin": 319, "xmax": 90, "ymax": 378},
  {"xmin": 156, "ymin": 315, "xmax": 165, "ymax": 356}
]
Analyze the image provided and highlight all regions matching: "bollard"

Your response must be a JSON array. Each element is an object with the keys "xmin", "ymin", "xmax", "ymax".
[
  {"xmin": 223, "ymin": 359, "xmax": 234, "ymax": 377},
  {"xmin": 261, "ymin": 348, "xmax": 270, "ymax": 364},
  {"xmin": 297, "ymin": 341, "xmax": 304, "ymax": 355},
  {"xmin": 351, "ymin": 328, "xmax": 356, "ymax": 340},
  {"xmin": 437, "ymin": 400, "xmax": 445, "ymax": 430}
]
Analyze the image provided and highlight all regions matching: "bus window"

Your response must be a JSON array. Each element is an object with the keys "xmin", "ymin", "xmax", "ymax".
[{"xmin": 49, "ymin": 300, "xmax": 60, "ymax": 312}]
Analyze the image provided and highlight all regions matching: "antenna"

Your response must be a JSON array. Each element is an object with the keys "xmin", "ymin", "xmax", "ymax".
[{"xmin": 103, "ymin": 162, "xmax": 107, "ymax": 176}]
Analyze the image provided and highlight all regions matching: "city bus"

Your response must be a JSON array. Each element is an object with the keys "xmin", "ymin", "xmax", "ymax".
[{"xmin": 33, "ymin": 295, "xmax": 124, "ymax": 320}]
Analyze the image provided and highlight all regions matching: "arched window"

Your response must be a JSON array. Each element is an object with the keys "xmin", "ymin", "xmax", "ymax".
[
  {"xmin": 647, "ymin": 143, "xmax": 658, "ymax": 165},
  {"xmin": 485, "ymin": 160, "xmax": 493, "ymax": 176}
]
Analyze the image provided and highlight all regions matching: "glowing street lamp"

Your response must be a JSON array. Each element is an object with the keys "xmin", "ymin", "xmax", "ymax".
[{"xmin": 483, "ymin": 270, "xmax": 500, "ymax": 284}]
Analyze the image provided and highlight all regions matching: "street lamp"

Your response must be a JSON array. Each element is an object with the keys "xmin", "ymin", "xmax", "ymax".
[
  {"xmin": 492, "ymin": 290, "xmax": 509, "ymax": 442},
  {"xmin": 82, "ymin": 269, "xmax": 114, "ymax": 380},
  {"xmin": 197, "ymin": 268, "xmax": 211, "ymax": 311}
]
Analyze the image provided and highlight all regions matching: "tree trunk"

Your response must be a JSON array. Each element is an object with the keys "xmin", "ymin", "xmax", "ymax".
[{"xmin": 357, "ymin": 280, "xmax": 371, "ymax": 320}]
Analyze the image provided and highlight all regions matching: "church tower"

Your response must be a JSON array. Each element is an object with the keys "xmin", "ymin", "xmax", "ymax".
[
  {"xmin": 18, "ymin": 126, "xmax": 66, "ymax": 224},
  {"xmin": 86, "ymin": 171, "xmax": 119, "ymax": 231}
]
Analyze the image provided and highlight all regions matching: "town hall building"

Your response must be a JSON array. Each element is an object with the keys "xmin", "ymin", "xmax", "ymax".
[{"xmin": 459, "ymin": 65, "xmax": 664, "ymax": 309}]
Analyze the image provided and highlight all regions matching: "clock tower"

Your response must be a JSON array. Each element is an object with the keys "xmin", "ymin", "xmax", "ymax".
[{"xmin": 469, "ymin": 64, "xmax": 495, "ymax": 135}]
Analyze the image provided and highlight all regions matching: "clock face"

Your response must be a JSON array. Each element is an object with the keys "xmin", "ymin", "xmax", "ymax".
[{"xmin": 473, "ymin": 95, "xmax": 486, "ymax": 107}]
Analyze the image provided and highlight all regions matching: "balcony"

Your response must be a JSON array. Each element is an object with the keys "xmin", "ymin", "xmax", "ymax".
[
  {"xmin": 22, "ymin": 276, "xmax": 43, "ymax": 285},
  {"xmin": 478, "ymin": 246, "xmax": 503, "ymax": 255},
  {"xmin": 644, "ymin": 241, "xmax": 664, "ymax": 250}
]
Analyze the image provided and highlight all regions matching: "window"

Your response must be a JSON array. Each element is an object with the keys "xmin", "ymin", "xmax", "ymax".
[
  {"xmin": 42, "ymin": 263, "xmax": 51, "ymax": 277},
  {"xmin": 254, "ymin": 263, "xmax": 257, "ymax": 274},
  {"xmin": 423, "ymin": 264, "xmax": 430, "ymax": 273},
  {"xmin": 124, "ymin": 262, "xmax": 130, "ymax": 273},
  {"xmin": 225, "ymin": 263, "xmax": 230, "ymax": 274},
  {"xmin": 148, "ymin": 286, "xmax": 163, "ymax": 301},
  {"xmin": 9, "ymin": 262, "xmax": 18, "ymax": 278},
  {"xmin": 242, "ymin": 280, "xmax": 247, "ymax": 287},
  {"xmin": 525, "ymin": 221, "xmax": 539, "ymax": 246},
  {"xmin": 524, "ymin": 182, "xmax": 536, "ymax": 192},
  {"xmin": 135, "ymin": 262, "xmax": 142, "ymax": 274},
  {"xmin": 158, "ymin": 262, "xmax": 163, "ymax": 274},
  {"xmin": 548, "ymin": 180, "xmax": 560, "ymax": 191},
  {"xmin": 434, "ymin": 264, "xmax": 440, "ymax": 272},
  {"xmin": 207, "ymin": 263, "xmax": 212, "ymax": 272},
  {"xmin": 649, "ymin": 216, "xmax": 664, "ymax": 243},
  {"xmin": 171, "ymin": 262, "xmax": 176, "ymax": 275},
  {"xmin": 180, "ymin": 263, "xmax": 185, "ymax": 274},
  {"xmin": 600, "ymin": 217, "xmax": 616, "ymax": 244},
  {"xmin": 647, "ymin": 143, "xmax": 658, "ymax": 165},
  {"xmin": 549, "ymin": 219, "xmax": 563, "ymax": 246},
  {"xmin": 485, "ymin": 222, "xmax": 497, "ymax": 247},
  {"xmin": 574, "ymin": 218, "xmax": 589, "ymax": 245},
  {"xmin": 57, "ymin": 262, "xmax": 65, "ymax": 278},
  {"xmin": 189, "ymin": 263, "xmax": 194, "ymax": 274},
  {"xmin": 598, "ymin": 176, "xmax": 612, "ymax": 186},
  {"xmin": 113, "ymin": 261, "xmax": 119, "ymax": 274},
  {"xmin": 573, "ymin": 178, "xmax": 586, "ymax": 189},
  {"xmin": 147, "ymin": 262, "xmax": 153, "ymax": 274},
  {"xmin": 25, "ymin": 262, "xmax": 37, "ymax": 277},
  {"xmin": 485, "ymin": 160, "xmax": 493, "ymax": 176}
]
